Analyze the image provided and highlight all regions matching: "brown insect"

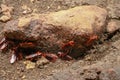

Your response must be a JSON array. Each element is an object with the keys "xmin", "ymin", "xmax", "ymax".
[
  {"xmin": 57, "ymin": 41, "xmax": 75, "ymax": 60},
  {"xmin": 0, "ymin": 38, "xmax": 60, "ymax": 63},
  {"xmin": 86, "ymin": 35, "xmax": 98, "ymax": 46}
]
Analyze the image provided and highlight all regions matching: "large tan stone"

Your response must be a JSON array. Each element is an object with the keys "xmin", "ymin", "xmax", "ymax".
[{"xmin": 3, "ymin": 5, "xmax": 107, "ymax": 57}]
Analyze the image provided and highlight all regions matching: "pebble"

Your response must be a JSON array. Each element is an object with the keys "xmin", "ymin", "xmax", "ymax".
[
  {"xmin": 0, "ymin": 4, "xmax": 13, "ymax": 22},
  {"xmin": 22, "ymin": 75, "xmax": 26, "ymax": 79},
  {"xmin": 107, "ymin": 20, "xmax": 120, "ymax": 33},
  {"xmin": 36, "ymin": 56, "xmax": 50, "ymax": 68},
  {"xmin": 22, "ymin": 5, "xmax": 32, "ymax": 14},
  {"xmin": 23, "ymin": 61, "xmax": 36, "ymax": 69}
]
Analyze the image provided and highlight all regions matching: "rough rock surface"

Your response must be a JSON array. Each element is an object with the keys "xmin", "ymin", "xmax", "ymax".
[{"xmin": 3, "ymin": 5, "xmax": 107, "ymax": 57}]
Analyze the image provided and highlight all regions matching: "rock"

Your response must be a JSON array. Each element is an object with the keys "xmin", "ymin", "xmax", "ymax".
[
  {"xmin": 0, "ymin": 15, "xmax": 11, "ymax": 22},
  {"xmin": 21, "ymin": 75, "xmax": 26, "ymax": 79},
  {"xmin": 106, "ymin": 19, "xmax": 120, "ymax": 33},
  {"xmin": 0, "ymin": 4, "xmax": 13, "ymax": 14},
  {"xmin": 85, "ymin": 56, "xmax": 92, "ymax": 61},
  {"xmin": 23, "ymin": 61, "xmax": 36, "ymax": 69},
  {"xmin": 3, "ymin": 5, "xmax": 107, "ymax": 58},
  {"xmin": 36, "ymin": 57, "xmax": 49, "ymax": 68},
  {"xmin": 0, "ymin": 4, "xmax": 13, "ymax": 22}
]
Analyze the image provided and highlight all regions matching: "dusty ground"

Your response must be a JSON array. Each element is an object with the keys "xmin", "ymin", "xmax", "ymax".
[{"xmin": 0, "ymin": 0, "xmax": 120, "ymax": 80}]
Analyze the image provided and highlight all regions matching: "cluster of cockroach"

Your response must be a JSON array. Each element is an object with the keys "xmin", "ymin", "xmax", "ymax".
[{"xmin": 0, "ymin": 37, "xmax": 75, "ymax": 63}]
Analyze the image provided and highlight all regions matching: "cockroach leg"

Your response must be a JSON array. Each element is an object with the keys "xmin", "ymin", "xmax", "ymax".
[
  {"xmin": 62, "ymin": 41, "xmax": 75, "ymax": 49},
  {"xmin": 10, "ymin": 50, "xmax": 17, "ymax": 64},
  {"xmin": 17, "ymin": 52, "xmax": 23, "ymax": 60},
  {"xmin": 57, "ymin": 52, "xmax": 73, "ymax": 60},
  {"xmin": 57, "ymin": 52, "xmax": 66, "ymax": 58},
  {"xmin": 19, "ymin": 42, "xmax": 36, "ymax": 48},
  {"xmin": 0, "ymin": 38, "xmax": 6, "ymax": 45},
  {"xmin": 0, "ymin": 42, "xmax": 8, "ymax": 51},
  {"xmin": 25, "ymin": 51, "xmax": 42, "ymax": 60},
  {"xmin": 58, "ymin": 41, "xmax": 75, "ymax": 60},
  {"xmin": 0, "ymin": 38, "xmax": 7, "ymax": 51},
  {"xmin": 43, "ymin": 53, "xmax": 58, "ymax": 62},
  {"xmin": 64, "ymin": 55, "xmax": 73, "ymax": 60},
  {"xmin": 86, "ymin": 35, "xmax": 98, "ymax": 46}
]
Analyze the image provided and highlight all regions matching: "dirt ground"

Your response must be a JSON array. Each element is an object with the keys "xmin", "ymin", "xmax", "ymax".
[{"xmin": 0, "ymin": 0, "xmax": 120, "ymax": 80}]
